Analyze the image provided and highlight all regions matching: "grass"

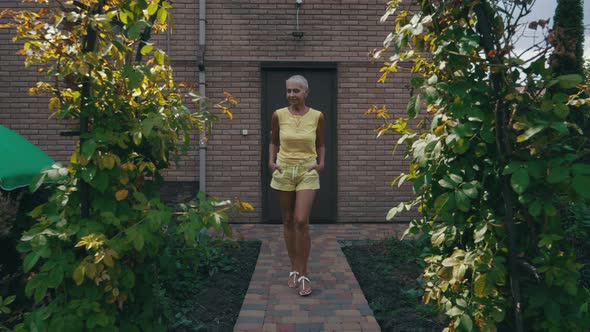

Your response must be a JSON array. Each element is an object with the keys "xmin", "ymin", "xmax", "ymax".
[{"xmin": 341, "ymin": 237, "xmax": 443, "ymax": 332}]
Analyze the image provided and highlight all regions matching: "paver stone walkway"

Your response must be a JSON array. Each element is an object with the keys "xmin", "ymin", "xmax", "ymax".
[{"xmin": 230, "ymin": 223, "xmax": 406, "ymax": 332}]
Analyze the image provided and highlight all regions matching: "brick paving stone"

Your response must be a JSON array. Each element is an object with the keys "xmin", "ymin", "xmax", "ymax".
[
  {"xmin": 233, "ymin": 322, "xmax": 263, "ymax": 331},
  {"xmin": 277, "ymin": 323, "xmax": 296, "ymax": 332},
  {"xmin": 240, "ymin": 304, "xmax": 267, "ymax": 311},
  {"xmin": 295, "ymin": 323, "xmax": 323, "ymax": 332},
  {"xmin": 263, "ymin": 323, "xmax": 278, "ymax": 332},
  {"xmin": 232, "ymin": 224, "xmax": 405, "ymax": 332}
]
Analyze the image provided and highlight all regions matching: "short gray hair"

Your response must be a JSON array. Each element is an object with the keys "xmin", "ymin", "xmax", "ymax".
[{"xmin": 286, "ymin": 75, "xmax": 309, "ymax": 91}]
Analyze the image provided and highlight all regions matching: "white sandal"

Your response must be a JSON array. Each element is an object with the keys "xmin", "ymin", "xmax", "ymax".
[
  {"xmin": 288, "ymin": 271, "xmax": 299, "ymax": 288},
  {"xmin": 297, "ymin": 275, "xmax": 312, "ymax": 296}
]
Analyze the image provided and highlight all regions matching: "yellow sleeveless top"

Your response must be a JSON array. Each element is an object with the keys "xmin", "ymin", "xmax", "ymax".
[{"xmin": 276, "ymin": 107, "xmax": 321, "ymax": 162}]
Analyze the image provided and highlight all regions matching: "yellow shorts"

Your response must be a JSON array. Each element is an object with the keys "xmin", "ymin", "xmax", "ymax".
[{"xmin": 270, "ymin": 158, "xmax": 320, "ymax": 192}]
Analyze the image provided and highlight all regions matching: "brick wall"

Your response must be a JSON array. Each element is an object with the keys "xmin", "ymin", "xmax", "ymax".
[{"xmin": 0, "ymin": 0, "xmax": 419, "ymax": 223}]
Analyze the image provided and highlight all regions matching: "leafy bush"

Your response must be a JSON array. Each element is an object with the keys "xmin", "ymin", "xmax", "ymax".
[
  {"xmin": 1, "ymin": 1, "xmax": 251, "ymax": 330},
  {"xmin": 370, "ymin": 1, "xmax": 590, "ymax": 331},
  {"xmin": 0, "ymin": 191, "xmax": 20, "ymax": 238}
]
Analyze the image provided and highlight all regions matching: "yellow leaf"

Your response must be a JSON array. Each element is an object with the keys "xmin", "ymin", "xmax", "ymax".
[
  {"xmin": 240, "ymin": 201, "xmax": 254, "ymax": 211},
  {"xmin": 115, "ymin": 189, "xmax": 128, "ymax": 201},
  {"xmin": 85, "ymin": 263, "xmax": 97, "ymax": 279},
  {"xmin": 70, "ymin": 152, "xmax": 78, "ymax": 164},
  {"xmin": 48, "ymin": 97, "xmax": 60, "ymax": 110},
  {"xmin": 103, "ymin": 253, "xmax": 114, "ymax": 267},
  {"xmin": 108, "ymin": 248, "xmax": 120, "ymax": 259},
  {"xmin": 112, "ymin": 287, "xmax": 120, "ymax": 297},
  {"xmin": 120, "ymin": 177, "xmax": 129, "ymax": 185},
  {"xmin": 75, "ymin": 239, "xmax": 88, "ymax": 248},
  {"xmin": 222, "ymin": 108, "xmax": 233, "ymax": 120},
  {"xmin": 73, "ymin": 265, "xmax": 85, "ymax": 286},
  {"xmin": 94, "ymin": 251, "xmax": 105, "ymax": 263}
]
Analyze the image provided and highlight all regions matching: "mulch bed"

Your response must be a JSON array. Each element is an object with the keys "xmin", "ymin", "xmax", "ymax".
[
  {"xmin": 168, "ymin": 240, "xmax": 261, "ymax": 332},
  {"xmin": 341, "ymin": 238, "xmax": 444, "ymax": 332}
]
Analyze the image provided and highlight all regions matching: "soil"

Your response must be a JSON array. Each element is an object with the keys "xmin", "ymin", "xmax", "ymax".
[
  {"xmin": 341, "ymin": 238, "xmax": 444, "ymax": 332},
  {"xmin": 169, "ymin": 240, "xmax": 261, "ymax": 332}
]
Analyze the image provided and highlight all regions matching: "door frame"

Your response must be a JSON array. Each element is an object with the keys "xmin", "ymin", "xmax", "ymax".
[{"xmin": 260, "ymin": 62, "xmax": 338, "ymax": 223}]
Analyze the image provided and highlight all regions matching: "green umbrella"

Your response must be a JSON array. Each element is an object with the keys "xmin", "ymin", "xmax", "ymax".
[{"xmin": 0, "ymin": 125, "xmax": 55, "ymax": 191}]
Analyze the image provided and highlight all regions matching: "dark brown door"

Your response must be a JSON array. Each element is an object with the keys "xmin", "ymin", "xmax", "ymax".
[{"xmin": 261, "ymin": 64, "xmax": 337, "ymax": 223}]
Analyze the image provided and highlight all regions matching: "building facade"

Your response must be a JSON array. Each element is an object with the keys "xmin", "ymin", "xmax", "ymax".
[{"xmin": 0, "ymin": 0, "xmax": 417, "ymax": 223}]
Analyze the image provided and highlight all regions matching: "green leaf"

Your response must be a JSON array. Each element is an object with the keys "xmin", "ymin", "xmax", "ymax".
[
  {"xmin": 23, "ymin": 252, "xmax": 40, "ymax": 273},
  {"xmin": 556, "ymin": 74, "xmax": 583, "ymax": 89},
  {"xmin": 446, "ymin": 306, "xmax": 463, "ymax": 317},
  {"xmin": 406, "ymin": 95, "xmax": 420, "ymax": 119},
  {"xmin": 547, "ymin": 166, "xmax": 569, "ymax": 184},
  {"xmin": 92, "ymin": 172, "xmax": 109, "ymax": 193},
  {"xmin": 453, "ymin": 123, "xmax": 475, "ymax": 138},
  {"xmin": 474, "ymin": 224, "xmax": 487, "ymax": 243},
  {"xmin": 4, "ymin": 295, "xmax": 16, "ymax": 305},
  {"xmin": 544, "ymin": 203, "xmax": 557, "ymax": 216},
  {"xmin": 462, "ymin": 182, "xmax": 478, "ymax": 199},
  {"xmin": 29, "ymin": 172, "xmax": 47, "ymax": 193},
  {"xmin": 431, "ymin": 226, "xmax": 447, "ymax": 247},
  {"xmin": 73, "ymin": 265, "xmax": 84, "ymax": 286},
  {"xmin": 538, "ymin": 234, "xmax": 563, "ymax": 248},
  {"xmin": 147, "ymin": 2, "xmax": 159, "ymax": 15},
  {"xmin": 572, "ymin": 175, "xmax": 590, "ymax": 198},
  {"xmin": 452, "ymin": 138, "xmax": 469, "ymax": 154},
  {"xmin": 133, "ymin": 192, "xmax": 148, "ymax": 205},
  {"xmin": 455, "ymin": 190, "xmax": 470, "ymax": 212},
  {"xmin": 119, "ymin": 11, "xmax": 129, "ymax": 24},
  {"xmin": 128, "ymin": 23, "xmax": 143, "ymax": 39},
  {"xmin": 132, "ymin": 131, "xmax": 142, "ymax": 145},
  {"xmin": 434, "ymin": 192, "xmax": 454, "ymax": 212},
  {"xmin": 511, "ymin": 168, "xmax": 530, "ymax": 194},
  {"xmin": 528, "ymin": 200, "xmax": 542, "ymax": 217},
  {"xmin": 491, "ymin": 307, "xmax": 505, "ymax": 322},
  {"xmin": 133, "ymin": 232, "xmax": 145, "ymax": 251},
  {"xmin": 564, "ymin": 281, "xmax": 577, "ymax": 296},
  {"xmin": 475, "ymin": 142, "xmax": 487, "ymax": 157},
  {"xmin": 141, "ymin": 117, "xmax": 155, "ymax": 136},
  {"xmin": 424, "ymin": 86, "xmax": 438, "ymax": 103},
  {"xmin": 572, "ymin": 163, "xmax": 590, "ymax": 175},
  {"xmin": 438, "ymin": 176, "xmax": 457, "ymax": 189},
  {"xmin": 474, "ymin": 274, "xmax": 487, "ymax": 297},
  {"xmin": 386, "ymin": 202, "xmax": 404, "ymax": 220},
  {"xmin": 81, "ymin": 139, "xmax": 97, "ymax": 158},
  {"xmin": 154, "ymin": 50, "xmax": 166, "ymax": 65},
  {"xmin": 552, "ymin": 104, "xmax": 569, "ymax": 119},
  {"xmin": 503, "ymin": 162, "xmax": 522, "ymax": 175},
  {"xmin": 140, "ymin": 44, "xmax": 153, "ymax": 55},
  {"xmin": 123, "ymin": 65, "xmax": 144, "ymax": 89},
  {"xmin": 34, "ymin": 284, "xmax": 47, "ymax": 304},
  {"xmin": 156, "ymin": 7, "xmax": 168, "ymax": 25},
  {"xmin": 81, "ymin": 166, "xmax": 97, "ymax": 183},
  {"xmin": 449, "ymin": 173, "xmax": 463, "ymax": 184},
  {"xmin": 516, "ymin": 125, "xmax": 544, "ymax": 143},
  {"xmin": 411, "ymin": 77, "xmax": 424, "ymax": 89},
  {"xmin": 460, "ymin": 314, "xmax": 473, "ymax": 331}
]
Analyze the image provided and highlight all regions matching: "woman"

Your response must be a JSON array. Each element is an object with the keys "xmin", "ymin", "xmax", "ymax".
[{"xmin": 269, "ymin": 75, "xmax": 325, "ymax": 296}]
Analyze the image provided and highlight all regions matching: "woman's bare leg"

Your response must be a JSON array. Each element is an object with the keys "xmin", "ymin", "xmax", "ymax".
[
  {"xmin": 294, "ymin": 189, "xmax": 316, "ymax": 294},
  {"xmin": 278, "ymin": 190, "xmax": 297, "ymax": 286}
]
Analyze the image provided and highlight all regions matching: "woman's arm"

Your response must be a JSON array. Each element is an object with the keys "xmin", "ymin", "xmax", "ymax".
[
  {"xmin": 269, "ymin": 111, "xmax": 281, "ymax": 172},
  {"xmin": 315, "ymin": 113, "xmax": 325, "ymax": 172}
]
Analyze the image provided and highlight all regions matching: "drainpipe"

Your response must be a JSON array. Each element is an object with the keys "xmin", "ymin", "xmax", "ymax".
[{"xmin": 198, "ymin": 0, "xmax": 207, "ymax": 194}]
